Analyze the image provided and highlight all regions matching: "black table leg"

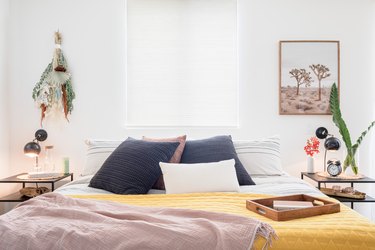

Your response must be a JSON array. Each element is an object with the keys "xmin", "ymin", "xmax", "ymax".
[
  {"xmin": 51, "ymin": 182, "xmax": 54, "ymax": 191},
  {"xmin": 350, "ymin": 183, "xmax": 354, "ymax": 209}
]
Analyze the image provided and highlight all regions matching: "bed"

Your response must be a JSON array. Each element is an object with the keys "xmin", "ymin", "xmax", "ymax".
[
  {"xmin": 1, "ymin": 135, "xmax": 375, "ymax": 250},
  {"xmin": 55, "ymin": 174, "xmax": 375, "ymax": 250}
]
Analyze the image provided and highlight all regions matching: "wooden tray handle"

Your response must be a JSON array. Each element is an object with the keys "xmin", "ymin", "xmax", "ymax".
[{"xmin": 256, "ymin": 207, "xmax": 267, "ymax": 215}]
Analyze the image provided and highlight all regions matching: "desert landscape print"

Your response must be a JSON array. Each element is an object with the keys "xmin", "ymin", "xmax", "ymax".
[{"xmin": 279, "ymin": 41, "xmax": 339, "ymax": 115}]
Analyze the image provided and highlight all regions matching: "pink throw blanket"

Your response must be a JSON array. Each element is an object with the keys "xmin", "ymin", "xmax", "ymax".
[{"xmin": 0, "ymin": 193, "xmax": 276, "ymax": 250}]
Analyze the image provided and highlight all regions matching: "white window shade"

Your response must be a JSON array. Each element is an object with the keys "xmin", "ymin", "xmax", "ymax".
[{"xmin": 126, "ymin": 0, "xmax": 237, "ymax": 127}]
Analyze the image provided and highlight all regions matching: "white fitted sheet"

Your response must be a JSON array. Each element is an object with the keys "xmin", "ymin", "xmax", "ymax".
[{"xmin": 55, "ymin": 174, "xmax": 323, "ymax": 197}]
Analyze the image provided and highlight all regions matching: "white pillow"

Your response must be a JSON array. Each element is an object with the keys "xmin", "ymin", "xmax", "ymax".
[
  {"xmin": 233, "ymin": 136, "xmax": 284, "ymax": 176},
  {"xmin": 82, "ymin": 139, "xmax": 122, "ymax": 176},
  {"xmin": 160, "ymin": 159, "xmax": 240, "ymax": 194}
]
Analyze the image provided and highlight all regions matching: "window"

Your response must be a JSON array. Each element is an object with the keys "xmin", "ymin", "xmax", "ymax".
[{"xmin": 126, "ymin": 0, "xmax": 237, "ymax": 127}]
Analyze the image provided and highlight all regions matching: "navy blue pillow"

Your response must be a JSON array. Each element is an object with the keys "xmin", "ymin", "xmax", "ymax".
[
  {"xmin": 89, "ymin": 138, "xmax": 180, "ymax": 194},
  {"xmin": 181, "ymin": 135, "xmax": 255, "ymax": 185}
]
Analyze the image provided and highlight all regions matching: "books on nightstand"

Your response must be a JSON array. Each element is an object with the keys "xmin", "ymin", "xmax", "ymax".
[
  {"xmin": 273, "ymin": 200, "xmax": 314, "ymax": 211},
  {"xmin": 27, "ymin": 172, "xmax": 63, "ymax": 179}
]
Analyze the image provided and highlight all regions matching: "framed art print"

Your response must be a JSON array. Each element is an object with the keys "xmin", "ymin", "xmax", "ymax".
[{"xmin": 279, "ymin": 40, "xmax": 340, "ymax": 115}]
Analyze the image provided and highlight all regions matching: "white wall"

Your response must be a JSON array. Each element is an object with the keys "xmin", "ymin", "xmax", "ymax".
[
  {"xmin": 0, "ymin": 0, "xmax": 10, "ymax": 211},
  {"xmin": 371, "ymin": 5, "xmax": 375, "ymax": 221},
  {"xmin": 6, "ymin": 0, "xmax": 375, "ymax": 218}
]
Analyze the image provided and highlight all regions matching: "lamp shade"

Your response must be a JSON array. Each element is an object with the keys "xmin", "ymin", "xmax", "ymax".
[
  {"xmin": 24, "ymin": 129, "xmax": 47, "ymax": 157},
  {"xmin": 324, "ymin": 137, "xmax": 341, "ymax": 151},
  {"xmin": 24, "ymin": 141, "xmax": 41, "ymax": 157}
]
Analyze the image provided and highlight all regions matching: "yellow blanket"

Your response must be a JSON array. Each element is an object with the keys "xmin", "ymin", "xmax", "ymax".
[{"xmin": 70, "ymin": 193, "xmax": 375, "ymax": 250}]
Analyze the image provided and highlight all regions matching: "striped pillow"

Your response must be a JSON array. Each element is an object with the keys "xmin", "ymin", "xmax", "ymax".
[
  {"xmin": 89, "ymin": 138, "xmax": 179, "ymax": 194},
  {"xmin": 82, "ymin": 140, "xmax": 122, "ymax": 176},
  {"xmin": 233, "ymin": 136, "xmax": 284, "ymax": 176}
]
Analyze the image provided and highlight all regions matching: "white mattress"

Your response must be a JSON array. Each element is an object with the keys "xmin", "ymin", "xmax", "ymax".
[{"xmin": 55, "ymin": 174, "xmax": 324, "ymax": 197}]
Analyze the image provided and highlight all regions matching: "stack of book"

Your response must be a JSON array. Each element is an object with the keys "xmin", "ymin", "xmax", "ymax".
[
  {"xmin": 27, "ymin": 172, "xmax": 62, "ymax": 179},
  {"xmin": 273, "ymin": 200, "xmax": 314, "ymax": 211}
]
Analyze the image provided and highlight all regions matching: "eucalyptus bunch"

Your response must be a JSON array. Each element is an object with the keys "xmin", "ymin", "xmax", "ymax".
[
  {"xmin": 32, "ymin": 32, "xmax": 75, "ymax": 126},
  {"xmin": 329, "ymin": 83, "xmax": 375, "ymax": 174}
]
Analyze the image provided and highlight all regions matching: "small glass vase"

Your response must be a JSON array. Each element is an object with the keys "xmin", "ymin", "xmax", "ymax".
[
  {"xmin": 44, "ymin": 145, "xmax": 55, "ymax": 173},
  {"xmin": 343, "ymin": 150, "xmax": 360, "ymax": 176},
  {"xmin": 307, "ymin": 156, "xmax": 315, "ymax": 173},
  {"xmin": 33, "ymin": 157, "xmax": 42, "ymax": 173}
]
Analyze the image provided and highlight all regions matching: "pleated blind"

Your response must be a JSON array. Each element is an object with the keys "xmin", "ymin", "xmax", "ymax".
[{"xmin": 126, "ymin": 0, "xmax": 237, "ymax": 127}]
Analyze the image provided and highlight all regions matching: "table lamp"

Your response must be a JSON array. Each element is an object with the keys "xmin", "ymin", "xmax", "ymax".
[
  {"xmin": 315, "ymin": 127, "xmax": 341, "ymax": 172},
  {"xmin": 24, "ymin": 129, "xmax": 48, "ymax": 172}
]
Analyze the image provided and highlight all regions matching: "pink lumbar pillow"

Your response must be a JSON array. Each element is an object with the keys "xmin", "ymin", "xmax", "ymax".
[{"xmin": 142, "ymin": 135, "xmax": 187, "ymax": 189}]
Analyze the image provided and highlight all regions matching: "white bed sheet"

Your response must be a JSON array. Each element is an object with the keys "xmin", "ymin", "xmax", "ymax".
[{"xmin": 55, "ymin": 174, "xmax": 324, "ymax": 197}]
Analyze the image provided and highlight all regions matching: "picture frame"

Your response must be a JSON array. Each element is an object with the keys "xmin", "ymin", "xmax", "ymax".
[{"xmin": 279, "ymin": 40, "xmax": 340, "ymax": 115}]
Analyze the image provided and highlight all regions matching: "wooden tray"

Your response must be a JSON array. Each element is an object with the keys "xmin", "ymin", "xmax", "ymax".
[
  {"xmin": 246, "ymin": 194, "xmax": 340, "ymax": 221},
  {"xmin": 320, "ymin": 187, "xmax": 366, "ymax": 200}
]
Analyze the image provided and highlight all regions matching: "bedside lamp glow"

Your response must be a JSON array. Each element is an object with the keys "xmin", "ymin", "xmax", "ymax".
[
  {"xmin": 24, "ymin": 142, "xmax": 41, "ymax": 157},
  {"xmin": 24, "ymin": 129, "xmax": 48, "ymax": 172}
]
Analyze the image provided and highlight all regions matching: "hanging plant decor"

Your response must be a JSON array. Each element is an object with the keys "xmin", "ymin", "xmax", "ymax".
[{"xmin": 32, "ymin": 31, "xmax": 75, "ymax": 125}]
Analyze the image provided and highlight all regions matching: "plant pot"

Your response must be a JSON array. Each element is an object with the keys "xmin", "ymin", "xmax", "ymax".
[
  {"xmin": 343, "ymin": 150, "xmax": 360, "ymax": 175},
  {"xmin": 307, "ymin": 156, "xmax": 315, "ymax": 173},
  {"xmin": 344, "ymin": 167, "xmax": 355, "ymax": 176}
]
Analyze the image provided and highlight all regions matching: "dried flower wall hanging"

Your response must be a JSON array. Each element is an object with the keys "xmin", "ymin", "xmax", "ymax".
[{"xmin": 32, "ymin": 31, "xmax": 75, "ymax": 125}]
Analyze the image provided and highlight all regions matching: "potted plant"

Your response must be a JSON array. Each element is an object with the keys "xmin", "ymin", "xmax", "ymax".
[{"xmin": 329, "ymin": 83, "xmax": 375, "ymax": 175}]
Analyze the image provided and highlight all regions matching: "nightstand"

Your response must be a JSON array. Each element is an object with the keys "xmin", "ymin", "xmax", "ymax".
[
  {"xmin": 0, "ymin": 173, "xmax": 73, "ymax": 202},
  {"xmin": 301, "ymin": 172, "xmax": 375, "ymax": 209}
]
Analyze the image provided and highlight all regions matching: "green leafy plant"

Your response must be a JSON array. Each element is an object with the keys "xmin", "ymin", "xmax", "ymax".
[{"xmin": 329, "ymin": 83, "xmax": 375, "ymax": 174}]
